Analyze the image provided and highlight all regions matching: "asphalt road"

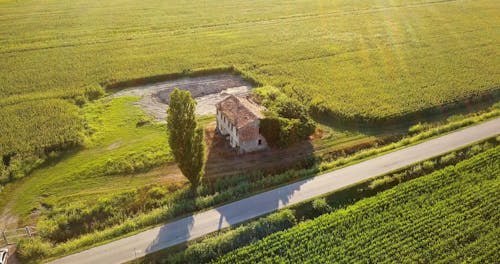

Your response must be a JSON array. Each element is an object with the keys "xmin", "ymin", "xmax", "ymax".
[{"xmin": 48, "ymin": 118, "xmax": 500, "ymax": 264}]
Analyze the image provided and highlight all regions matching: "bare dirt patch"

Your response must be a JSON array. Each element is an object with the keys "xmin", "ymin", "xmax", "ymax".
[
  {"xmin": 0, "ymin": 202, "xmax": 18, "ymax": 231},
  {"xmin": 111, "ymin": 73, "xmax": 255, "ymax": 121},
  {"xmin": 203, "ymin": 122, "xmax": 316, "ymax": 178}
]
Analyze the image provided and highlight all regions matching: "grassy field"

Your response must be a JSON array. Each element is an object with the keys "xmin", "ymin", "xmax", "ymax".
[
  {"xmin": 214, "ymin": 146, "xmax": 500, "ymax": 263},
  {"xmin": 0, "ymin": 97, "xmax": 177, "ymax": 221},
  {"xmin": 1, "ymin": 0, "xmax": 499, "ymax": 166}
]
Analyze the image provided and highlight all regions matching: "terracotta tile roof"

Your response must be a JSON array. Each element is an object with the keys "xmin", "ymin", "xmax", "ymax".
[{"xmin": 216, "ymin": 95, "xmax": 265, "ymax": 129}]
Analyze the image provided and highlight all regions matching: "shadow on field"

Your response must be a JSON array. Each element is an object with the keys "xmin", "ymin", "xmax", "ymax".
[
  {"xmin": 314, "ymin": 98, "xmax": 497, "ymax": 136},
  {"xmin": 203, "ymin": 124, "xmax": 315, "ymax": 179}
]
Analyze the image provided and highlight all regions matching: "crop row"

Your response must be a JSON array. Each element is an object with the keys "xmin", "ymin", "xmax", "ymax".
[{"xmin": 215, "ymin": 146, "xmax": 500, "ymax": 263}]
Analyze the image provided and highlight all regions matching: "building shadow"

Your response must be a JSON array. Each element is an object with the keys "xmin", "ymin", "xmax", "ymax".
[{"xmin": 204, "ymin": 123, "xmax": 316, "ymax": 180}]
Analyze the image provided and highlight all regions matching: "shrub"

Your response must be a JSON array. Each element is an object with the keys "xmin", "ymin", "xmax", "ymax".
[
  {"xmin": 422, "ymin": 160, "xmax": 435, "ymax": 171},
  {"xmin": 468, "ymin": 144, "xmax": 484, "ymax": 156},
  {"xmin": 368, "ymin": 176, "xmax": 396, "ymax": 190},
  {"xmin": 83, "ymin": 84, "xmax": 106, "ymax": 101},
  {"xmin": 256, "ymin": 88, "xmax": 316, "ymax": 147},
  {"xmin": 312, "ymin": 198, "xmax": 332, "ymax": 214},
  {"xmin": 17, "ymin": 238, "xmax": 53, "ymax": 262},
  {"xmin": 440, "ymin": 152, "xmax": 457, "ymax": 164},
  {"xmin": 409, "ymin": 122, "xmax": 429, "ymax": 134}
]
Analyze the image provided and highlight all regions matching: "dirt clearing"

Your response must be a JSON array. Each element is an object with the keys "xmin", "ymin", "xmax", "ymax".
[{"xmin": 111, "ymin": 73, "xmax": 255, "ymax": 120}]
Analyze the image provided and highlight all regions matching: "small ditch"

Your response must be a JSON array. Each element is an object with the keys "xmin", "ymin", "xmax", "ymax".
[{"xmin": 110, "ymin": 73, "xmax": 256, "ymax": 121}]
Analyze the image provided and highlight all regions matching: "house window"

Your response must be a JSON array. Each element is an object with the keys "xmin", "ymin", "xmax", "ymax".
[{"xmin": 258, "ymin": 139, "xmax": 262, "ymax": 145}]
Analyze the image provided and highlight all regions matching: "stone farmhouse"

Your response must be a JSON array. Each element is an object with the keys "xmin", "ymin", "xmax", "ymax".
[{"xmin": 215, "ymin": 95, "xmax": 268, "ymax": 153}]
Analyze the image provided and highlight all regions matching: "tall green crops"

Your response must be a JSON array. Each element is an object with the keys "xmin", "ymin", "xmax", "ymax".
[
  {"xmin": 215, "ymin": 146, "xmax": 500, "ymax": 263},
  {"xmin": 1, "ymin": 0, "xmax": 498, "ymax": 113},
  {"xmin": 1, "ymin": 0, "xmax": 498, "ymax": 179}
]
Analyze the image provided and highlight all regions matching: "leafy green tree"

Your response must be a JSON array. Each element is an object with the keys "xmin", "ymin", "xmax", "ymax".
[{"xmin": 167, "ymin": 88, "xmax": 206, "ymax": 187}]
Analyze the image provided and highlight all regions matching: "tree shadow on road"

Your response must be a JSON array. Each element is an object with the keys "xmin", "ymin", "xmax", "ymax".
[
  {"xmin": 140, "ymin": 175, "xmax": 309, "ymax": 263},
  {"xmin": 143, "ymin": 215, "xmax": 194, "ymax": 257}
]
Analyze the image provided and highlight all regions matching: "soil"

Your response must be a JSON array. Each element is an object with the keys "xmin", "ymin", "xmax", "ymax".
[
  {"xmin": 111, "ymin": 73, "xmax": 255, "ymax": 121},
  {"xmin": 0, "ymin": 202, "xmax": 18, "ymax": 231},
  {"xmin": 203, "ymin": 122, "xmax": 317, "ymax": 178},
  {"xmin": 5, "ymin": 245, "xmax": 20, "ymax": 264}
]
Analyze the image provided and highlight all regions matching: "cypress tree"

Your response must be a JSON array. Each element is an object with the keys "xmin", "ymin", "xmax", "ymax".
[{"xmin": 167, "ymin": 88, "xmax": 206, "ymax": 188}]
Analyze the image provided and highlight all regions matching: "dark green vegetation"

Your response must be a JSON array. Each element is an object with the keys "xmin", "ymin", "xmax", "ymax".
[
  {"xmin": 255, "ymin": 87, "xmax": 316, "ymax": 147},
  {"xmin": 1, "ymin": 0, "xmax": 499, "ymax": 178},
  {"xmin": 215, "ymin": 146, "xmax": 500, "ymax": 263},
  {"xmin": 167, "ymin": 89, "xmax": 206, "ymax": 187}
]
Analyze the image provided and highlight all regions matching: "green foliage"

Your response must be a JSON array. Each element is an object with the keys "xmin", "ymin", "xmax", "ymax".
[
  {"xmin": 17, "ymin": 238, "xmax": 53, "ymax": 263},
  {"xmin": 3, "ymin": 0, "xmax": 497, "ymax": 165},
  {"xmin": 422, "ymin": 160, "xmax": 435, "ymax": 171},
  {"xmin": 101, "ymin": 146, "xmax": 172, "ymax": 175},
  {"xmin": 311, "ymin": 198, "xmax": 332, "ymax": 214},
  {"xmin": 255, "ymin": 87, "xmax": 316, "ymax": 147},
  {"xmin": 167, "ymin": 88, "xmax": 206, "ymax": 187},
  {"xmin": 1, "ymin": 0, "xmax": 498, "ymax": 120},
  {"xmin": 440, "ymin": 152, "xmax": 457, "ymax": 164},
  {"xmin": 0, "ymin": 96, "xmax": 174, "ymax": 219},
  {"xmin": 83, "ymin": 84, "xmax": 106, "ymax": 101},
  {"xmin": 408, "ymin": 122, "xmax": 430, "ymax": 134},
  {"xmin": 182, "ymin": 127, "xmax": 206, "ymax": 187},
  {"xmin": 215, "ymin": 147, "xmax": 500, "ymax": 263},
  {"xmin": 37, "ymin": 185, "xmax": 172, "ymax": 243},
  {"xmin": 319, "ymin": 108, "xmax": 499, "ymax": 172}
]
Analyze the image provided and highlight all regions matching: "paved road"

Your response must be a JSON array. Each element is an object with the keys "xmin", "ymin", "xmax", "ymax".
[{"xmin": 49, "ymin": 118, "xmax": 500, "ymax": 264}]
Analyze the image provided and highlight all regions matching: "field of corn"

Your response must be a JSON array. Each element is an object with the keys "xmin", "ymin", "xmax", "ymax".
[
  {"xmin": 214, "ymin": 145, "xmax": 500, "ymax": 263},
  {"xmin": 1, "ymin": 0, "xmax": 499, "ymax": 166}
]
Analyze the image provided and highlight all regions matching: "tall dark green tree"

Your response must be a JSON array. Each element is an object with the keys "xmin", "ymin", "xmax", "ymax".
[{"xmin": 167, "ymin": 88, "xmax": 206, "ymax": 188}]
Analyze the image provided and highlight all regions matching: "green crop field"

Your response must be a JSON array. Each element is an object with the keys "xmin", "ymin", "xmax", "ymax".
[
  {"xmin": 215, "ymin": 146, "xmax": 500, "ymax": 263},
  {"xmin": 1, "ymin": 0, "xmax": 499, "ymax": 167}
]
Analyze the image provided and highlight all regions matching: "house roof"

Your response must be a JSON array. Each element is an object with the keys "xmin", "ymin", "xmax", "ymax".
[{"xmin": 216, "ymin": 95, "xmax": 265, "ymax": 129}]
